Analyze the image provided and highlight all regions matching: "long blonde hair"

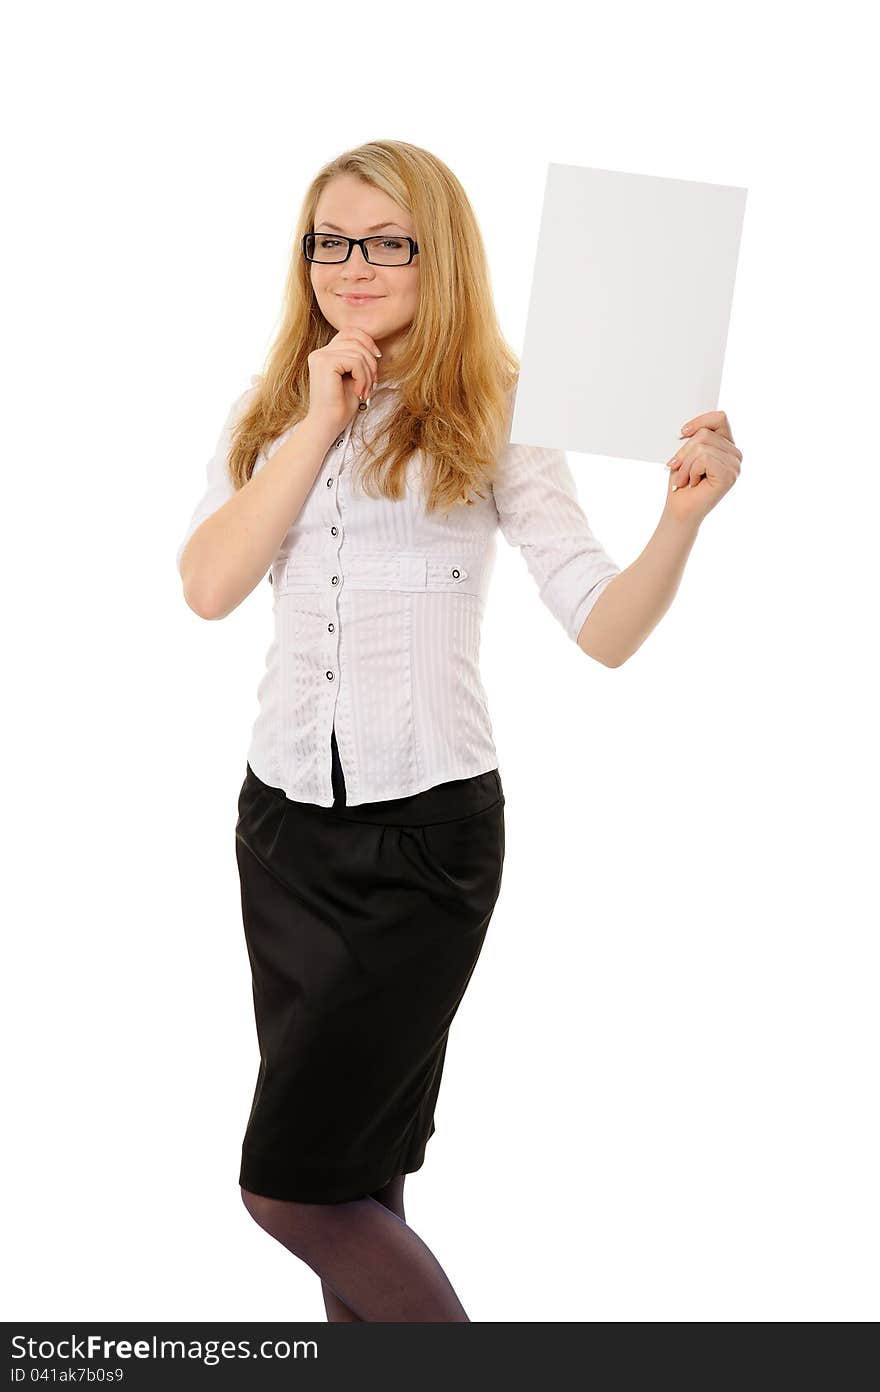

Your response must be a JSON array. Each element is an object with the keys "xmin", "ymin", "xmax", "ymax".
[{"xmin": 228, "ymin": 139, "xmax": 520, "ymax": 514}]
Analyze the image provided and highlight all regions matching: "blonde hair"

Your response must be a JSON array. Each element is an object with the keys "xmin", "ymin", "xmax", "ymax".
[{"xmin": 227, "ymin": 139, "xmax": 520, "ymax": 514}]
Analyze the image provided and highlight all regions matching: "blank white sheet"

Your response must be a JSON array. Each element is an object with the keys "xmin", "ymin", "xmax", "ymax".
[{"xmin": 510, "ymin": 163, "xmax": 748, "ymax": 463}]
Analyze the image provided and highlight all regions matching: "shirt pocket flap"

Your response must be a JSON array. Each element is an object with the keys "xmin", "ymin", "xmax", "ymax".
[
  {"xmin": 426, "ymin": 559, "xmax": 471, "ymax": 590},
  {"xmin": 344, "ymin": 554, "xmax": 477, "ymax": 593},
  {"xmin": 276, "ymin": 557, "xmax": 324, "ymax": 593},
  {"xmin": 276, "ymin": 553, "xmax": 478, "ymax": 596}
]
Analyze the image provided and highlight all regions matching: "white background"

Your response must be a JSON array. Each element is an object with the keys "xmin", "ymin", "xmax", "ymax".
[{"xmin": 3, "ymin": 0, "xmax": 877, "ymax": 1324}]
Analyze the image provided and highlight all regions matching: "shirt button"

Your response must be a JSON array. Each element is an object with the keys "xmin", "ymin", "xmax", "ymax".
[
  {"xmin": 325, "ymin": 670, "xmax": 334, "ymax": 680},
  {"xmin": 326, "ymin": 477, "xmax": 334, "ymax": 487},
  {"xmin": 331, "ymin": 574, "xmax": 339, "ymax": 585},
  {"xmin": 330, "ymin": 525, "xmax": 338, "ymax": 536},
  {"xmin": 335, "ymin": 437, "xmax": 344, "ymax": 448},
  {"xmin": 328, "ymin": 622, "xmax": 335, "ymax": 633},
  {"xmin": 451, "ymin": 567, "xmax": 460, "ymax": 579}
]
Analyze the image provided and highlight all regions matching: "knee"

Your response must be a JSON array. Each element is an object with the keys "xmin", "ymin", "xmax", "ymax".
[
  {"xmin": 240, "ymin": 1185, "xmax": 313, "ymax": 1245},
  {"xmin": 240, "ymin": 1185, "xmax": 279, "ymax": 1231},
  {"xmin": 239, "ymin": 1185, "xmax": 325, "ymax": 1259}
]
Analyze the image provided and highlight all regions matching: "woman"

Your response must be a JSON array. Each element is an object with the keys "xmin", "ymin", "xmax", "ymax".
[{"xmin": 176, "ymin": 140, "xmax": 742, "ymax": 1321}]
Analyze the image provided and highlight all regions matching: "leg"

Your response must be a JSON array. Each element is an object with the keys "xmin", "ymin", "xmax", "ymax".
[
  {"xmin": 240, "ymin": 1177, "xmax": 467, "ymax": 1322},
  {"xmin": 321, "ymin": 1173, "xmax": 407, "ymax": 1322}
]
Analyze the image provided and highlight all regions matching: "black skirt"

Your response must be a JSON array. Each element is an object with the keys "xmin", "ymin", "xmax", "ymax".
[{"xmin": 234, "ymin": 727, "xmax": 506, "ymax": 1203}]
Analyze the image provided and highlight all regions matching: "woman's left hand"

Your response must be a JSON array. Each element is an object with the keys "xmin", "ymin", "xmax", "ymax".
[{"xmin": 664, "ymin": 410, "xmax": 742, "ymax": 522}]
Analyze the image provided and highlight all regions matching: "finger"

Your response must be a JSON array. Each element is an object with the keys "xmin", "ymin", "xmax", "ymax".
[
  {"xmin": 335, "ymin": 326, "xmax": 383, "ymax": 360},
  {"xmin": 669, "ymin": 441, "xmax": 719, "ymax": 487},
  {"xmin": 355, "ymin": 347, "xmax": 379, "ymax": 400},
  {"xmin": 683, "ymin": 426, "xmax": 743, "ymax": 467},
  {"xmin": 685, "ymin": 444, "xmax": 727, "ymax": 486},
  {"xmin": 666, "ymin": 433, "xmax": 740, "ymax": 477},
  {"xmin": 697, "ymin": 430, "xmax": 742, "ymax": 464},
  {"xmin": 688, "ymin": 454, "xmax": 708, "ymax": 487},
  {"xmin": 665, "ymin": 444, "xmax": 690, "ymax": 481},
  {"xmin": 681, "ymin": 411, "xmax": 735, "ymax": 445},
  {"xmin": 333, "ymin": 351, "xmax": 369, "ymax": 401},
  {"xmin": 333, "ymin": 347, "xmax": 378, "ymax": 399},
  {"xmin": 685, "ymin": 425, "xmax": 740, "ymax": 464},
  {"xmin": 670, "ymin": 458, "xmax": 691, "ymax": 488}
]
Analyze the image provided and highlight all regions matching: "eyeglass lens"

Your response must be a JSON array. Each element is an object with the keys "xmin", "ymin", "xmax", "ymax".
[{"xmin": 306, "ymin": 234, "xmax": 412, "ymax": 265}]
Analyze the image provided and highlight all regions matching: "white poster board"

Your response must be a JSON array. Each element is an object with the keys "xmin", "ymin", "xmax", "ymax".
[{"xmin": 510, "ymin": 163, "xmax": 748, "ymax": 462}]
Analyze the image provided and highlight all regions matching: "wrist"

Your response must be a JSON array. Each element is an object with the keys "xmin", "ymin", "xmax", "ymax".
[
  {"xmin": 659, "ymin": 499, "xmax": 702, "ymax": 540},
  {"xmin": 302, "ymin": 410, "xmax": 347, "ymax": 447}
]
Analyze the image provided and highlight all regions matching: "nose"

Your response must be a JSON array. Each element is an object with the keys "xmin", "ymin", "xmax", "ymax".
[
  {"xmin": 341, "ymin": 242, "xmax": 370, "ymax": 270},
  {"xmin": 339, "ymin": 242, "xmax": 380, "ymax": 280}
]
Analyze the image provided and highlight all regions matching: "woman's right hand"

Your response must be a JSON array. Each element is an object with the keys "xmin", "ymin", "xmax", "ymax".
[{"xmin": 305, "ymin": 328, "xmax": 383, "ymax": 436}]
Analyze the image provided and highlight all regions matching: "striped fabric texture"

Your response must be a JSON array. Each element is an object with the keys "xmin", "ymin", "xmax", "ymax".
[{"xmin": 177, "ymin": 377, "xmax": 621, "ymax": 806}]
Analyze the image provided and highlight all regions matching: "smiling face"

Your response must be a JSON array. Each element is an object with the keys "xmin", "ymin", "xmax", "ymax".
[{"xmin": 309, "ymin": 172, "xmax": 420, "ymax": 376}]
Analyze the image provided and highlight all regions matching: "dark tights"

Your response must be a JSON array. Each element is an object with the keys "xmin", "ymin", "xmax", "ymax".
[{"xmin": 240, "ymin": 1174, "xmax": 469, "ymax": 1322}]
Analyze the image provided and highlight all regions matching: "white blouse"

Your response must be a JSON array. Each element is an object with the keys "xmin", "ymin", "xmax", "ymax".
[{"xmin": 176, "ymin": 376, "xmax": 621, "ymax": 806}]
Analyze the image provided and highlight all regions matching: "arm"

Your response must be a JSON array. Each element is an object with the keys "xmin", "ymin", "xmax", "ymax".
[
  {"xmin": 578, "ymin": 408, "xmax": 742, "ymax": 666},
  {"xmin": 575, "ymin": 503, "xmax": 700, "ymax": 667},
  {"xmin": 491, "ymin": 437, "xmax": 623, "ymax": 662},
  {"xmin": 176, "ymin": 384, "xmax": 340, "ymax": 621}
]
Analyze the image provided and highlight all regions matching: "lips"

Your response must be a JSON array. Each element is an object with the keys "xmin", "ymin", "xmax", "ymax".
[{"xmin": 337, "ymin": 294, "xmax": 382, "ymax": 301}]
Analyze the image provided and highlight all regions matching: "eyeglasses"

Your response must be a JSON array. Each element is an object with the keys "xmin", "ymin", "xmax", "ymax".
[{"xmin": 302, "ymin": 232, "xmax": 419, "ymax": 266}]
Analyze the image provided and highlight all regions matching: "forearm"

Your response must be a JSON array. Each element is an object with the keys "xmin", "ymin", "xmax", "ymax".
[
  {"xmin": 180, "ymin": 414, "xmax": 340, "ymax": 620},
  {"xmin": 577, "ymin": 501, "xmax": 701, "ymax": 666}
]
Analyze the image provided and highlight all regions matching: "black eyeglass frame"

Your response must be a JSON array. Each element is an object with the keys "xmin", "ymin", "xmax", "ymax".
[{"xmin": 302, "ymin": 232, "xmax": 420, "ymax": 265}]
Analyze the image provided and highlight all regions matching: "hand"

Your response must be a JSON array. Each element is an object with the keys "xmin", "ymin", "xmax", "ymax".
[
  {"xmin": 663, "ymin": 410, "xmax": 742, "ymax": 523},
  {"xmin": 305, "ymin": 327, "xmax": 383, "ymax": 435}
]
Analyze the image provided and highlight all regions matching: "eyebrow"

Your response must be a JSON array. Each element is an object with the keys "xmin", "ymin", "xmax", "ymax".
[{"xmin": 315, "ymin": 221, "xmax": 409, "ymax": 234}]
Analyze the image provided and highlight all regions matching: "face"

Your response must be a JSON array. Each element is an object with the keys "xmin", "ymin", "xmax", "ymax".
[{"xmin": 310, "ymin": 172, "xmax": 420, "ymax": 375}]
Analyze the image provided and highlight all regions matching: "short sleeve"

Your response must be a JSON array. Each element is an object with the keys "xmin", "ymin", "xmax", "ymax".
[
  {"xmin": 491, "ymin": 436, "xmax": 621, "ymax": 644},
  {"xmin": 175, "ymin": 377, "xmax": 263, "ymax": 575}
]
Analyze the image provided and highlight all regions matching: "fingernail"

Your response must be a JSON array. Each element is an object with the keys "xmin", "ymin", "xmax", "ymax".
[{"xmin": 374, "ymin": 349, "xmax": 382, "ymax": 357}]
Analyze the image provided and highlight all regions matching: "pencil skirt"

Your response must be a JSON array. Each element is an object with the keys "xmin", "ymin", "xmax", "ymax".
[{"xmin": 234, "ymin": 729, "xmax": 506, "ymax": 1203}]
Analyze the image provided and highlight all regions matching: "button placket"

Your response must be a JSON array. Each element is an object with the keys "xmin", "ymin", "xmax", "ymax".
[{"xmin": 324, "ymin": 429, "xmax": 348, "ymax": 797}]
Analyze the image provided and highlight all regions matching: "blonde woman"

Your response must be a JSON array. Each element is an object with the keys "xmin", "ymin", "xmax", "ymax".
[{"xmin": 176, "ymin": 140, "xmax": 742, "ymax": 1322}]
